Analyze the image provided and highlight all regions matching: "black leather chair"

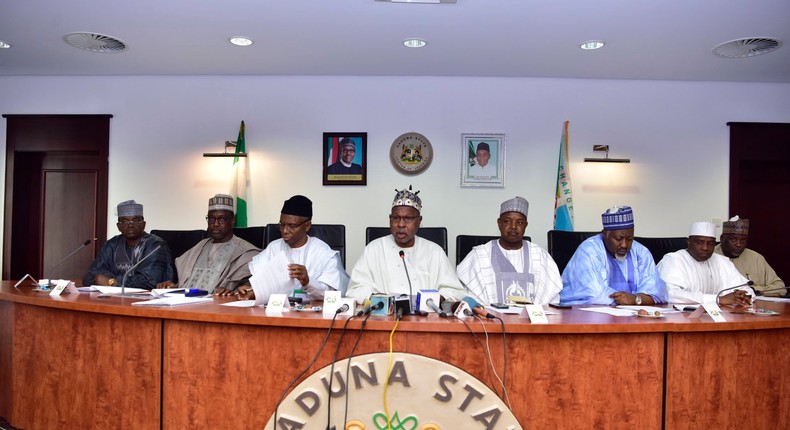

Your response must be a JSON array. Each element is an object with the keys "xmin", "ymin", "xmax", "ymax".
[
  {"xmin": 265, "ymin": 223, "xmax": 347, "ymax": 267},
  {"xmin": 634, "ymin": 236, "xmax": 688, "ymax": 264},
  {"xmin": 546, "ymin": 230, "xmax": 599, "ymax": 274},
  {"xmin": 150, "ymin": 229, "xmax": 208, "ymax": 282},
  {"xmin": 365, "ymin": 227, "xmax": 448, "ymax": 255},
  {"xmin": 233, "ymin": 226, "xmax": 267, "ymax": 249},
  {"xmin": 454, "ymin": 234, "xmax": 532, "ymax": 265}
]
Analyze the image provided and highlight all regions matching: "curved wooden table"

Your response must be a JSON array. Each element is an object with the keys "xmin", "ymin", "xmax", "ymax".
[{"xmin": 1, "ymin": 282, "xmax": 788, "ymax": 429}]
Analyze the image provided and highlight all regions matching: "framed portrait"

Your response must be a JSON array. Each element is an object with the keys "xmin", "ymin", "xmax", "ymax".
[
  {"xmin": 323, "ymin": 132, "xmax": 367, "ymax": 186},
  {"xmin": 461, "ymin": 133, "xmax": 505, "ymax": 188}
]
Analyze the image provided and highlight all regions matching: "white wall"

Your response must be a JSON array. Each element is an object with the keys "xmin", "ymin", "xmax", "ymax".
[{"xmin": 2, "ymin": 75, "xmax": 789, "ymax": 267}]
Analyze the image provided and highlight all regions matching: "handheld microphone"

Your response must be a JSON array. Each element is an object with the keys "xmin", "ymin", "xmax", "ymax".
[
  {"xmin": 463, "ymin": 296, "xmax": 496, "ymax": 319},
  {"xmin": 49, "ymin": 238, "xmax": 96, "ymax": 274},
  {"xmin": 399, "ymin": 250, "xmax": 414, "ymax": 314},
  {"xmin": 119, "ymin": 245, "xmax": 161, "ymax": 297},
  {"xmin": 336, "ymin": 303, "xmax": 350, "ymax": 314},
  {"xmin": 425, "ymin": 298, "xmax": 447, "ymax": 317},
  {"xmin": 716, "ymin": 280, "xmax": 754, "ymax": 305}
]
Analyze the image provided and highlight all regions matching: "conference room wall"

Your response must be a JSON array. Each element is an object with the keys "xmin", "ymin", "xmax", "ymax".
[{"xmin": 1, "ymin": 75, "xmax": 789, "ymax": 269}]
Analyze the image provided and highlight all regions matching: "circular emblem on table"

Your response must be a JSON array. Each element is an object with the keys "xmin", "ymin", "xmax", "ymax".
[{"xmin": 390, "ymin": 132, "xmax": 433, "ymax": 175}]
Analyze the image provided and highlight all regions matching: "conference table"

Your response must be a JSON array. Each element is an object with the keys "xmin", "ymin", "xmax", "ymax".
[{"xmin": 1, "ymin": 282, "xmax": 788, "ymax": 429}]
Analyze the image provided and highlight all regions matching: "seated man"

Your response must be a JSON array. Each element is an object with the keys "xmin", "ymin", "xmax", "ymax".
[
  {"xmin": 234, "ymin": 195, "xmax": 349, "ymax": 301},
  {"xmin": 560, "ymin": 206, "xmax": 667, "ymax": 305},
  {"xmin": 346, "ymin": 186, "xmax": 466, "ymax": 304},
  {"xmin": 157, "ymin": 194, "xmax": 259, "ymax": 294},
  {"xmin": 457, "ymin": 196, "xmax": 562, "ymax": 305},
  {"xmin": 83, "ymin": 200, "xmax": 174, "ymax": 289},
  {"xmin": 714, "ymin": 216, "xmax": 785, "ymax": 296},
  {"xmin": 658, "ymin": 221, "xmax": 751, "ymax": 305}
]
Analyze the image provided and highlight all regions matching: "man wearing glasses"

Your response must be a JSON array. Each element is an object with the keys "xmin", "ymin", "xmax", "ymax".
[
  {"xmin": 457, "ymin": 197, "xmax": 563, "ymax": 306},
  {"xmin": 234, "ymin": 195, "xmax": 348, "ymax": 302},
  {"xmin": 157, "ymin": 194, "xmax": 259, "ymax": 294},
  {"xmin": 346, "ymin": 186, "xmax": 465, "ymax": 304},
  {"xmin": 83, "ymin": 200, "xmax": 174, "ymax": 289}
]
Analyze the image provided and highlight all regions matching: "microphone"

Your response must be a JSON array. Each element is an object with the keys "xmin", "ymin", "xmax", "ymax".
[
  {"xmin": 463, "ymin": 297, "xmax": 496, "ymax": 319},
  {"xmin": 50, "ymin": 238, "xmax": 96, "ymax": 273},
  {"xmin": 118, "ymin": 245, "xmax": 161, "ymax": 297},
  {"xmin": 336, "ymin": 303, "xmax": 350, "ymax": 314},
  {"xmin": 399, "ymin": 250, "xmax": 414, "ymax": 314},
  {"xmin": 716, "ymin": 280, "xmax": 754, "ymax": 305},
  {"xmin": 356, "ymin": 300, "xmax": 384, "ymax": 317},
  {"xmin": 425, "ymin": 298, "xmax": 447, "ymax": 317},
  {"xmin": 754, "ymin": 286, "xmax": 789, "ymax": 296}
]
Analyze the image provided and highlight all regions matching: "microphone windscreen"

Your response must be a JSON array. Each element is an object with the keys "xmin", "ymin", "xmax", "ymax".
[
  {"xmin": 83, "ymin": 239, "xmax": 92, "ymax": 246},
  {"xmin": 399, "ymin": 250, "xmax": 405, "ymax": 258}
]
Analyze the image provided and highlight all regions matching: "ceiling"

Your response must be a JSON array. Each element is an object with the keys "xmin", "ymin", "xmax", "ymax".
[{"xmin": 1, "ymin": 0, "xmax": 789, "ymax": 83}]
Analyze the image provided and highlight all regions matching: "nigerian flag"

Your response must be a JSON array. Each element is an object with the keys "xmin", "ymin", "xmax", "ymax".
[
  {"xmin": 230, "ymin": 121, "xmax": 248, "ymax": 227},
  {"xmin": 554, "ymin": 121, "xmax": 574, "ymax": 231}
]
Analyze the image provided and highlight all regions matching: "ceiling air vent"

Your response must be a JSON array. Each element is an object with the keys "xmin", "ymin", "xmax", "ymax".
[
  {"xmin": 712, "ymin": 37, "xmax": 782, "ymax": 58},
  {"xmin": 63, "ymin": 32, "xmax": 127, "ymax": 53}
]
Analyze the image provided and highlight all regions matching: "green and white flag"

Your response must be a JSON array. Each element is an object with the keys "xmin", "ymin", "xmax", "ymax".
[{"xmin": 230, "ymin": 121, "xmax": 248, "ymax": 227}]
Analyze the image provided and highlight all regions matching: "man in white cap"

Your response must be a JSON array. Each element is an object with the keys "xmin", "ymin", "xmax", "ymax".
[
  {"xmin": 457, "ymin": 197, "xmax": 562, "ymax": 305},
  {"xmin": 658, "ymin": 221, "xmax": 752, "ymax": 305},
  {"xmin": 157, "ymin": 194, "xmax": 259, "ymax": 294},
  {"xmin": 714, "ymin": 216, "xmax": 785, "ymax": 296},
  {"xmin": 346, "ymin": 186, "xmax": 466, "ymax": 304},
  {"xmin": 560, "ymin": 206, "xmax": 667, "ymax": 305},
  {"xmin": 326, "ymin": 137, "xmax": 363, "ymax": 175},
  {"xmin": 234, "ymin": 195, "xmax": 349, "ymax": 302},
  {"xmin": 83, "ymin": 200, "xmax": 175, "ymax": 289}
]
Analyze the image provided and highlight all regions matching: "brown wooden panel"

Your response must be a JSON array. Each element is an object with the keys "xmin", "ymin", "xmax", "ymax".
[
  {"xmin": 666, "ymin": 329, "xmax": 790, "ymax": 429},
  {"xmin": 0, "ymin": 301, "xmax": 12, "ymax": 422},
  {"xmin": 163, "ymin": 320, "xmax": 664, "ymax": 429},
  {"xmin": 10, "ymin": 303, "xmax": 161, "ymax": 430}
]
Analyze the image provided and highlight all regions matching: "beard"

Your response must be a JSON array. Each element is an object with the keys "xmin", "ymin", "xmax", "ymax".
[{"xmin": 615, "ymin": 254, "xmax": 627, "ymax": 263}]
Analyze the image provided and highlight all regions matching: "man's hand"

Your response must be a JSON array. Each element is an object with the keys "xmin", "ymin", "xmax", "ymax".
[
  {"xmin": 235, "ymin": 285, "xmax": 255, "ymax": 300},
  {"xmin": 95, "ymin": 275, "xmax": 113, "ymax": 286},
  {"xmin": 288, "ymin": 264, "xmax": 309, "ymax": 287},
  {"xmin": 157, "ymin": 281, "xmax": 176, "ymax": 289},
  {"xmin": 719, "ymin": 290, "xmax": 752, "ymax": 307},
  {"xmin": 214, "ymin": 287, "xmax": 234, "ymax": 296},
  {"xmin": 609, "ymin": 291, "xmax": 638, "ymax": 305}
]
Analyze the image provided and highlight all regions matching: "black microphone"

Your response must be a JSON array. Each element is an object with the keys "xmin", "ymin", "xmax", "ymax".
[
  {"xmin": 425, "ymin": 298, "xmax": 447, "ymax": 317},
  {"xmin": 50, "ymin": 238, "xmax": 96, "ymax": 274},
  {"xmin": 119, "ymin": 245, "xmax": 161, "ymax": 297},
  {"xmin": 754, "ymin": 286, "xmax": 789, "ymax": 296},
  {"xmin": 399, "ymin": 250, "xmax": 414, "ymax": 314},
  {"xmin": 356, "ymin": 300, "xmax": 384, "ymax": 317},
  {"xmin": 336, "ymin": 303, "xmax": 350, "ymax": 314},
  {"xmin": 463, "ymin": 297, "xmax": 496, "ymax": 319},
  {"xmin": 716, "ymin": 280, "xmax": 754, "ymax": 305}
]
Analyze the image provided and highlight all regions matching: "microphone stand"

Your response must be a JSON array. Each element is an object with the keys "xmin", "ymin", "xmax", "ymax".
[
  {"xmin": 716, "ymin": 280, "xmax": 754, "ymax": 305},
  {"xmin": 117, "ymin": 245, "xmax": 161, "ymax": 298},
  {"xmin": 48, "ymin": 238, "xmax": 96, "ymax": 279}
]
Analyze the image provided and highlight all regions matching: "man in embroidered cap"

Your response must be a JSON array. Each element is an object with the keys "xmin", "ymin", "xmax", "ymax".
[
  {"xmin": 657, "ymin": 221, "xmax": 751, "ymax": 305},
  {"xmin": 326, "ymin": 137, "xmax": 363, "ymax": 176},
  {"xmin": 83, "ymin": 200, "xmax": 175, "ymax": 289},
  {"xmin": 346, "ymin": 186, "xmax": 466, "ymax": 304},
  {"xmin": 714, "ymin": 216, "xmax": 785, "ymax": 296},
  {"xmin": 468, "ymin": 142, "xmax": 495, "ymax": 177},
  {"xmin": 157, "ymin": 194, "xmax": 259, "ymax": 294},
  {"xmin": 457, "ymin": 197, "xmax": 562, "ymax": 305},
  {"xmin": 234, "ymin": 195, "xmax": 349, "ymax": 302},
  {"xmin": 560, "ymin": 206, "xmax": 667, "ymax": 305}
]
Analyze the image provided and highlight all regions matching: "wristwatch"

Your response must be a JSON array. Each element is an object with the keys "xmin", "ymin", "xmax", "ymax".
[
  {"xmin": 634, "ymin": 294, "xmax": 642, "ymax": 305},
  {"xmin": 108, "ymin": 278, "xmax": 116, "ymax": 286}
]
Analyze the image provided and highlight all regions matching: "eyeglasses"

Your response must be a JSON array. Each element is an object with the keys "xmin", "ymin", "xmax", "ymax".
[
  {"xmin": 278, "ymin": 219, "xmax": 309, "ymax": 231},
  {"xmin": 117, "ymin": 219, "xmax": 145, "ymax": 226},
  {"xmin": 206, "ymin": 216, "xmax": 232, "ymax": 225},
  {"xmin": 389, "ymin": 215, "xmax": 419, "ymax": 224}
]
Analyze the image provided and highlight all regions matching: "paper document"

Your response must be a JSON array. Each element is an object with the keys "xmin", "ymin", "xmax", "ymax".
[
  {"xmin": 131, "ymin": 296, "xmax": 214, "ymax": 307},
  {"xmin": 754, "ymin": 296, "xmax": 790, "ymax": 303},
  {"xmin": 578, "ymin": 307, "xmax": 636, "ymax": 316},
  {"xmin": 485, "ymin": 305, "xmax": 524, "ymax": 315},
  {"xmin": 93, "ymin": 285, "xmax": 148, "ymax": 294},
  {"xmin": 151, "ymin": 288, "xmax": 185, "ymax": 296},
  {"xmin": 221, "ymin": 300, "xmax": 261, "ymax": 308},
  {"xmin": 249, "ymin": 252, "xmax": 294, "ymax": 306},
  {"xmin": 617, "ymin": 305, "xmax": 680, "ymax": 314}
]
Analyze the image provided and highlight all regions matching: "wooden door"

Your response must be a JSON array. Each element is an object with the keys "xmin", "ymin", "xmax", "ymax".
[
  {"xmin": 728, "ymin": 122, "xmax": 790, "ymax": 283},
  {"xmin": 3, "ymin": 115, "xmax": 110, "ymax": 282}
]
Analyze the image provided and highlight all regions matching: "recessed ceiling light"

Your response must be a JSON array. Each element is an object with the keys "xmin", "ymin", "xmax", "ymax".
[
  {"xmin": 580, "ymin": 40, "xmax": 605, "ymax": 50},
  {"xmin": 0, "ymin": 40, "xmax": 11, "ymax": 49},
  {"xmin": 229, "ymin": 36, "xmax": 253, "ymax": 47},
  {"xmin": 403, "ymin": 38, "xmax": 427, "ymax": 48}
]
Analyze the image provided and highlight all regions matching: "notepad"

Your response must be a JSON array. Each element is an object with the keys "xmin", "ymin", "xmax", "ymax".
[{"xmin": 131, "ymin": 296, "xmax": 213, "ymax": 307}]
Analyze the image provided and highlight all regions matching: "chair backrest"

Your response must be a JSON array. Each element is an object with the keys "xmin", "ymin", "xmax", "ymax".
[
  {"xmin": 634, "ymin": 236, "xmax": 688, "ymax": 264},
  {"xmin": 150, "ymin": 229, "xmax": 208, "ymax": 282},
  {"xmin": 366, "ymin": 227, "xmax": 448, "ymax": 255},
  {"xmin": 265, "ymin": 223, "xmax": 347, "ymax": 267},
  {"xmin": 454, "ymin": 234, "xmax": 533, "ymax": 265},
  {"xmin": 233, "ymin": 226, "xmax": 267, "ymax": 249},
  {"xmin": 546, "ymin": 230, "xmax": 599, "ymax": 273}
]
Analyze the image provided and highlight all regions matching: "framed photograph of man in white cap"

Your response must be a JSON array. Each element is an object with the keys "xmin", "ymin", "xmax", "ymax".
[
  {"xmin": 461, "ymin": 133, "xmax": 506, "ymax": 188},
  {"xmin": 323, "ymin": 132, "xmax": 367, "ymax": 186}
]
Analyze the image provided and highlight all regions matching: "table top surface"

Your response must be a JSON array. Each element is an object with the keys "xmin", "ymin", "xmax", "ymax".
[{"xmin": 3, "ymin": 281, "xmax": 789, "ymax": 334}]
